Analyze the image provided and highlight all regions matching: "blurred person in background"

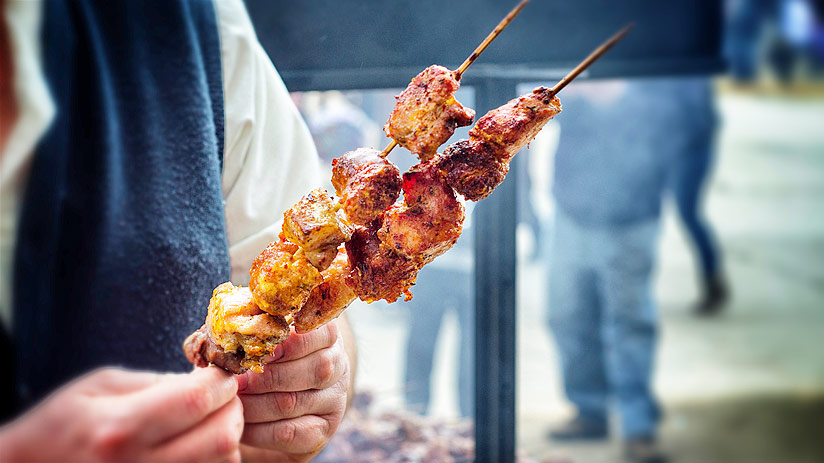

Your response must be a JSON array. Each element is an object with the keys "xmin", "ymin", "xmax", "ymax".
[
  {"xmin": 726, "ymin": 0, "xmax": 820, "ymax": 84},
  {"xmin": 666, "ymin": 78, "xmax": 729, "ymax": 316},
  {"xmin": 546, "ymin": 79, "xmax": 702, "ymax": 463},
  {"xmin": 0, "ymin": 1, "xmax": 355, "ymax": 461},
  {"xmin": 402, "ymin": 235, "xmax": 474, "ymax": 418}
]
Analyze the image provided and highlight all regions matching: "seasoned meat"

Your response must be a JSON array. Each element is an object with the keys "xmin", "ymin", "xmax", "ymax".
[
  {"xmin": 249, "ymin": 239, "xmax": 323, "ymax": 317},
  {"xmin": 184, "ymin": 325, "xmax": 246, "ymax": 374},
  {"xmin": 331, "ymin": 148, "xmax": 402, "ymax": 225},
  {"xmin": 282, "ymin": 187, "xmax": 352, "ymax": 270},
  {"xmin": 434, "ymin": 139, "xmax": 509, "ymax": 201},
  {"xmin": 469, "ymin": 87, "xmax": 561, "ymax": 161},
  {"xmin": 384, "ymin": 65, "xmax": 475, "ymax": 161},
  {"xmin": 345, "ymin": 224, "xmax": 419, "ymax": 303},
  {"xmin": 378, "ymin": 162, "xmax": 464, "ymax": 264},
  {"xmin": 294, "ymin": 246, "xmax": 357, "ymax": 334},
  {"xmin": 185, "ymin": 282, "xmax": 291, "ymax": 373}
]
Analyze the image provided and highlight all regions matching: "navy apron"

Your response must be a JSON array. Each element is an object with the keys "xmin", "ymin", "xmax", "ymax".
[{"xmin": 9, "ymin": 0, "xmax": 230, "ymax": 413}]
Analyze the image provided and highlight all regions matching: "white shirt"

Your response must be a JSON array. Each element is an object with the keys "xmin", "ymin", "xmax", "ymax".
[{"xmin": 0, "ymin": 0, "xmax": 321, "ymax": 327}]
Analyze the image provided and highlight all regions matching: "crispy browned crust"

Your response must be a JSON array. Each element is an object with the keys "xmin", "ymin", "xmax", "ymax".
[
  {"xmin": 282, "ymin": 188, "xmax": 352, "ymax": 270},
  {"xmin": 183, "ymin": 325, "xmax": 247, "ymax": 374},
  {"xmin": 249, "ymin": 239, "xmax": 323, "ymax": 317},
  {"xmin": 294, "ymin": 246, "xmax": 357, "ymax": 333},
  {"xmin": 345, "ymin": 223, "xmax": 419, "ymax": 303},
  {"xmin": 384, "ymin": 65, "xmax": 475, "ymax": 161},
  {"xmin": 435, "ymin": 139, "xmax": 509, "ymax": 201},
  {"xmin": 332, "ymin": 148, "xmax": 402, "ymax": 225},
  {"xmin": 378, "ymin": 162, "xmax": 464, "ymax": 264},
  {"xmin": 469, "ymin": 87, "xmax": 561, "ymax": 162}
]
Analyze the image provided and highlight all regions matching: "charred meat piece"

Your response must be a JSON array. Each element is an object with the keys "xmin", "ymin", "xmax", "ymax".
[
  {"xmin": 384, "ymin": 65, "xmax": 475, "ymax": 161},
  {"xmin": 434, "ymin": 139, "xmax": 509, "ymax": 201},
  {"xmin": 332, "ymin": 148, "xmax": 402, "ymax": 225},
  {"xmin": 184, "ymin": 283, "xmax": 291, "ymax": 373},
  {"xmin": 294, "ymin": 246, "xmax": 357, "ymax": 334},
  {"xmin": 378, "ymin": 162, "xmax": 464, "ymax": 264},
  {"xmin": 184, "ymin": 326, "xmax": 246, "ymax": 374},
  {"xmin": 469, "ymin": 87, "xmax": 561, "ymax": 162},
  {"xmin": 346, "ymin": 223, "xmax": 419, "ymax": 303},
  {"xmin": 282, "ymin": 188, "xmax": 352, "ymax": 270},
  {"xmin": 249, "ymin": 239, "xmax": 323, "ymax": 317}
]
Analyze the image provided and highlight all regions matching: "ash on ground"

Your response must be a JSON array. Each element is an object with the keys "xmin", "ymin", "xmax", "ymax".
[{"xmin": 314, "ymin": 391, "xmax": 538, "ymax": 463}]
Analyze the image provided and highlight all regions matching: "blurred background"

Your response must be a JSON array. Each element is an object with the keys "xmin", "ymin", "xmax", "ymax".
[{"xmin": 255, "ymin": 0, "xmax": 824, "ymax": 461}]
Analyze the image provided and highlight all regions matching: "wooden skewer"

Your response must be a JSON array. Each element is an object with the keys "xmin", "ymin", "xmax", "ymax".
[
  {"xmin": 381, "ymin": 0, "xmax": 530, "ymax": 158},
  {"xmin": 381, "ymin": 139, "xmax": 398, "ymax": 157},
  {"xmin": 546, "ymin": 23, "xmax": 634, "ymax": 98},
  {"xmin": 455, "ymin": 0, "xmax": 530, "ymax": 78}
]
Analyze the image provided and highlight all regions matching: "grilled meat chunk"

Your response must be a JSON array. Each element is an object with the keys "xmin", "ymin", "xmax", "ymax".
[
  {"xmin": 378, "ymin": 162, "xmax": 464, "ymax": 264},
  {"xmin": 184, "ymin": 283, "xmax": 291, "ymax": 373},
  {"xmin": 184, "ymin": 325, "xmax": 246, "ymax": 374},
  {"xmin": 469, "ymin": 87, "xmax": 561, "ymax": 162},
  {"xmin": 384, "ymin": 65, "xmax": 475, "ymax": 161},
  {"xmin": 294, "ymin": 246, "xmax": 357, "ymax": 333},
  {"xmin": 282, "ymin": 188, "xmax": 352, "ymax": 270},
  {"xmin": 434, "ymin": 139, "xmax": 509, "ymax": 201},
  {"xmin": 346, "ymin": 223, "xmax": 419, "ymax": 303},
  {"xmin": 332, "ymin": 148, "xmax": 402, "ymax": 225},
  {"xmin": 249, "ymin": 239, "xmax": 323, "ymax": 317}
]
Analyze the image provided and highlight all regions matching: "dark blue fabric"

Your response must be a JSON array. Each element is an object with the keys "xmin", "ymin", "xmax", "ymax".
[
  {"xmin": 667, "ymin": 78, "xmax": 721, "ymax": 282},
  {"xmin": 12, "ymin": 0, "xmax": 229, "ymax": 407},
  {"xmin": 552, "ymin": 78, "xmax": 708, "ymax": 227}
]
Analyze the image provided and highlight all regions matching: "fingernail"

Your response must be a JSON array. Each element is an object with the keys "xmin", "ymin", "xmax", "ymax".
[{"xmin": 236, "ymin": 373, "xmax": 248, "ymax": 392}]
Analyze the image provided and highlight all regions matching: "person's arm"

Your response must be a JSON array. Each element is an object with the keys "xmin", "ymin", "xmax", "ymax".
[{"xmin": 0, "ymin": 367, "xmax": 243, "ymax": 462}]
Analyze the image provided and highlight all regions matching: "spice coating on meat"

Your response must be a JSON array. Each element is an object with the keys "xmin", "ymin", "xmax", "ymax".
[
  {"xmin": 378, "ymin": 162, "xmax": 464, "ymax": 264},
  {"xmin": 384, "ymin": 65, "xmax": 475, "ymax": 161},
  {"xmin": 346, "ymin": 224, "xmax": 419, "ymax": 303},
  {"xmin": 249, "ymin": 239, "xmax": 323, "ymax": 317},
  {"xmin": 332, "ymin": 148, "xmax": 402, "ymax": 225},
  {"xmin": 294, "ymin": 246, "xmax": 357, "ymax": 333},
  {"xmin": 470, "ymin": 87, "xmax": 561, "ymax": 162},
  {"xmin": 434, "ymin": 139, "xmax": 509, "ymax": 201},
  {"xmin": 184, "ymin": 325, "xmax": 247, "ymax": 374},
  {"xmin": 282, "ymin": 187, "xmax": 352, "ymax": 270},
  {"xmin": 191, "ymin": 283, "xmax": 291, "ymax": 373}
]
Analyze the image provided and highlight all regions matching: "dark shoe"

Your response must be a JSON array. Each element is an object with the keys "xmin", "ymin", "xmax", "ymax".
[
  {"xmin": 624, "ymin": 437, "xmax": 668, "ymax": 463},
  {"xmin": 694, "ymin": 274, "xmax": 729, "ymax": 316},
  {"xmin": 548, "ymin": 415, "xmax": 608, "ymax": 441}
]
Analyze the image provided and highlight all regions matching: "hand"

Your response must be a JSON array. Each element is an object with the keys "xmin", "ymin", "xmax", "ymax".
[
  {"xmin": 0, "ymin": 367, "xmax": 243, "ymax": 463},
  {"xmin": 237, "ymin": 320, "xmax": 353, "ymax": 463}
]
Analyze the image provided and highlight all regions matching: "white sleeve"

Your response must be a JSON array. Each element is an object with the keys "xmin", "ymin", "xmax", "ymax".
[{"xmin": 215, "ymin": 0, "xmax": 322, "ymax": 285}]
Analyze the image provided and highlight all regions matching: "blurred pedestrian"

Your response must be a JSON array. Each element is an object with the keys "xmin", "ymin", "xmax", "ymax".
[
  {"xmin": 667, "ymin": 78, "xmax": 729, "ymax": 315},
  {"xmin": 546, "ymin": 79, "xmax": 689, "ymax": 463}
]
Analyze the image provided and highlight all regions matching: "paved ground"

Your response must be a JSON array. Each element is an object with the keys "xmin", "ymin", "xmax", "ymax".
[{"xmin": 345, "ymin": 85, "xmax": 824, "ymax": 462}]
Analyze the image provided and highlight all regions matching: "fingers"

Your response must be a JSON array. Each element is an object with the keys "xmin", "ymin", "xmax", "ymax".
[
  {"xmin": 76, "ymin": 368, "xmax": 161, "ymax": 396},
  {"xmin": 239, "ymin": 379, "xmax": 348, "ymax": 424},
  {"xmin": 152, "ymin": 396, "xmax": 244, "ymax": 463},
  {"xmin": 240, "ymin": 343, "xmax": 347, "ymax": 394},
  {"xmin": 241, "ymin": 413, "xmax": 341, "ymax": 455},
  {"xmin": 275, "ymin": 322, "xmax": 339, "ymax": 363},
  {"xmin": 124, "ymin": 366, "xmax": 238, "ymax": 444}
]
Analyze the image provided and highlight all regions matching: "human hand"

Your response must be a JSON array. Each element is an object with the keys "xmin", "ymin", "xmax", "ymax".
[
  {"xmin": 0, "ymin": 366, "xmax": 243, "ymax": 463},
  {"xmin": 237, "ymin": 320, "xmax": 352, "ymax": 463}
]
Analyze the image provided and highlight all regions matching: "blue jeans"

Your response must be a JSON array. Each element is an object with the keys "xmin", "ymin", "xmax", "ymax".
[
  {"xmin": 404, "ymin": 265, "xmax": 474, "ymax": 417},
  {"xmin": 670, "ymin": 138, "xmax": 721, "ymax": 283},
  {"xmin": 547, "ymin": 209, "xmax": 661, "ymax": 438}
]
